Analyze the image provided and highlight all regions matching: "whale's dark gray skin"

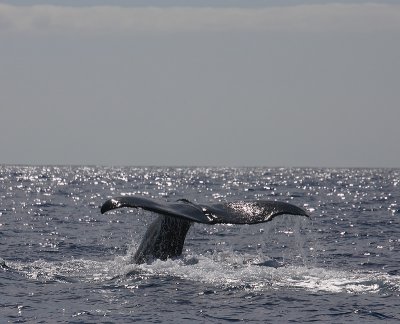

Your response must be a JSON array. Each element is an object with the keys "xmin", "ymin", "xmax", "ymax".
[{"xmin": 101, "ymin": 196, "xmax": 309, "ymax": 264}]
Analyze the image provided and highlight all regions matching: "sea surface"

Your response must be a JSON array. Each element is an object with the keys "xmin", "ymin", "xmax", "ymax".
[{"xmin": 1, "ymin": 166, "xmax": 399, "ymax": 323}]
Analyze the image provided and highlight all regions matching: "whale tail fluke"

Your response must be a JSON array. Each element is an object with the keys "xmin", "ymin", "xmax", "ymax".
[{"xmin": 101, "ymin": 196, "xmax": 309, "ymax": 225}]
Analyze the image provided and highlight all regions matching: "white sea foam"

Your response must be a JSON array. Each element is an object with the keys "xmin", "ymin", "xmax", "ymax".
[
  {"xmin": 137, "ymin": 252, "xmax": 400, "ymax": 294},
  {"xmin": 10, "ymin": 249, "xmax": 397, "ymax": 295}
]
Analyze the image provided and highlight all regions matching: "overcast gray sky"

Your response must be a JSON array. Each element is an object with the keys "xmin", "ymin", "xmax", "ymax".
[{"xmin": 1, "ymin": 1, "xmax": 399, "ymax": 167}]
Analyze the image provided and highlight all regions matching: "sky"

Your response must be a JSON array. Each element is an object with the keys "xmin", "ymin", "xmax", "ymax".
[{"xmin": 1, "ymin": 1, "xmax": 400, "ymax": 167}]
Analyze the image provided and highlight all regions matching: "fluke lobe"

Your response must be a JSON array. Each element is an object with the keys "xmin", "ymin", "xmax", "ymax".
[{"xmin": 101, "ymin": 196, "xmax": 309, "ymax": 264}]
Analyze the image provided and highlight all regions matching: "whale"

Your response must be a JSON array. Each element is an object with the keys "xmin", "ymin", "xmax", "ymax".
[{"xmin": 101, "ymin": 196, "xmax": 309, "ymax": 264}]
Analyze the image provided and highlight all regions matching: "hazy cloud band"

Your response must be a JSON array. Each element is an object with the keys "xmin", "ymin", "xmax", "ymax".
[{"xmin": 1, "ymin": 3, "xmax": 400, "ymax": 34}]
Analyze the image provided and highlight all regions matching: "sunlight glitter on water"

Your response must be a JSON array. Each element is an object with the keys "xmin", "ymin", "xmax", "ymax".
[{"xmin": 2, "ymin": 166, "xmax": 400, "ymax": 322}]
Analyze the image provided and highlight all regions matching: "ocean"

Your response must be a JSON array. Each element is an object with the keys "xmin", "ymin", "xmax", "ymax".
[{"xmin": 1, "ymin": 166, "xmax": 399, "ymax": 323}]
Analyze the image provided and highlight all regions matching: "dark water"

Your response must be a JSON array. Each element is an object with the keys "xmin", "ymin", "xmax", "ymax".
[{"xmin": 1, "ymin": 166, "xmax": 399, "ymax": 323}]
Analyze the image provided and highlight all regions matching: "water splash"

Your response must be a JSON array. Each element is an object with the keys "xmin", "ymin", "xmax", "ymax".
[{"xmin": 5, "ymin": 251, "xmax": 399, "ymax": 296}]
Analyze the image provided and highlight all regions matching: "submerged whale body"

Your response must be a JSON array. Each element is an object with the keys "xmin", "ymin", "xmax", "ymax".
[{"xmin": 101, "ymin": 196, "xmax": 309, "ymax": 264}]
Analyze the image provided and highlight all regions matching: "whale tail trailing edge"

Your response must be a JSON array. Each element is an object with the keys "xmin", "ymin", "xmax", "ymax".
[{"xmin": 100, "ymin": 196, "xmax": 309, "ymax": 224}]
